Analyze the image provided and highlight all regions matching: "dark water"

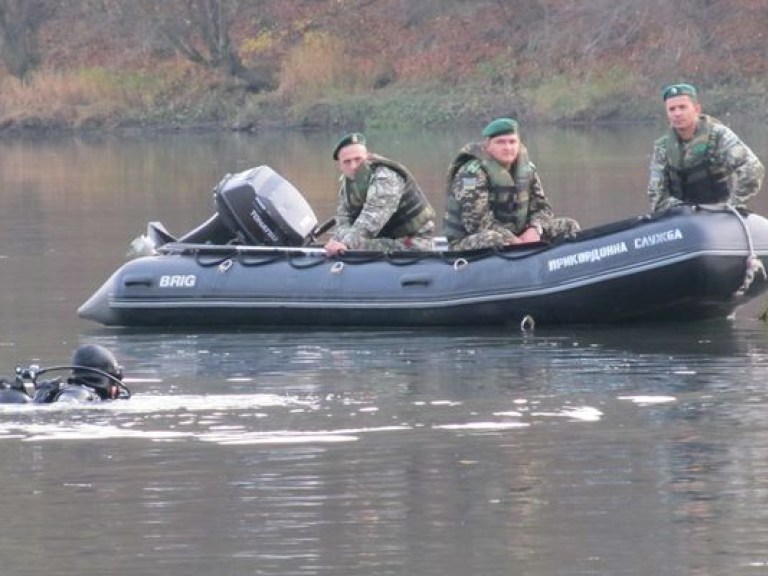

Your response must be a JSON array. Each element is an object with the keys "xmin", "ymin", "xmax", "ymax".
[{"xmin": 2, "ymin": 127, "xmax": 768, "ymax": 575}]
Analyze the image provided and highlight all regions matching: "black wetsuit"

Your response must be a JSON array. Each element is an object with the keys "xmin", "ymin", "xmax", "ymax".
[{"xmin": 0, "ymin": 377, "xmax": 117, "ymax": 404}]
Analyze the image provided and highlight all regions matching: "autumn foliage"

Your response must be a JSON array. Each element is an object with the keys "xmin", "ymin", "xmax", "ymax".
[{"xmin": 0, "ymin": 0, "xmax": 767, "ymax": 130}]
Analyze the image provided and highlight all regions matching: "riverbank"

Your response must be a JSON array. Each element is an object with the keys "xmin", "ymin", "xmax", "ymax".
[
  {"xmin": 2, "ymin": 0, "xmax": 768, "ymax": 135},
  {"xmin": 0, "ymin": 65, "xmax": 765, "ymax": 136}
]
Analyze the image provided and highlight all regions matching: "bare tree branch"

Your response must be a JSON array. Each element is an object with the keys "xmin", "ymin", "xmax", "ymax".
[
  {"xmin": 135, "ymin": 0, "xmax": 275, "ymax": 91},
  {"xmin": 0, "ymin": 0, "xmax": 55, "ymax": 80}
]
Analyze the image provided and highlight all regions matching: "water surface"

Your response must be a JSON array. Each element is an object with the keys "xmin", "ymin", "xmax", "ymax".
[{"xmin": 1, "ymin": 127, "xmax": 768, "ymax": 575}]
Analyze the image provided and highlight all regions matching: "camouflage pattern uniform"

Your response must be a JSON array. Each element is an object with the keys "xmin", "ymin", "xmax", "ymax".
[
  {"xmin": 332, "ymin": 163, "xmax": 436, "ymax": 251},
  {"xmin": 445, "ymin": 144, "xmax": 580, "ymax": 251},
  {"xmin": 648, "ymin": 115, "xmax": 764, "ymax": 212}
]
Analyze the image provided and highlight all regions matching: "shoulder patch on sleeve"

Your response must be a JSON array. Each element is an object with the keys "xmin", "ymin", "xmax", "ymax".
[{"xmin": 461, "ymin": 176, "xmax": 477, "ymax": 191}]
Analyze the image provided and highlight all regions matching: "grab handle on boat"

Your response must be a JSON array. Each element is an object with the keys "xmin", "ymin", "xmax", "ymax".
[
  {"xmin": 330, "ymin": 262, "xmax": 345, "ymax": 275},
  {"xmin": 400, "ymin": 274, "xmax": 432, "ymax": 287},
  {"xmin": 123, "ymin": 275, "xmax": 153, "ymax": 287},
  {"xmin": 520, "ymin": 314, "xmax": 536, "ymax": 333},
  {"xmin": 453, "ymin": 258, "xmax": 469, "ymax": 271}
]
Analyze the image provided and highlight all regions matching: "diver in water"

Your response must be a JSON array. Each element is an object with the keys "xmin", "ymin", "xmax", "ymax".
[{"xmin": 0, "ymin": 344, "xmax": 131, "ymax": 404}]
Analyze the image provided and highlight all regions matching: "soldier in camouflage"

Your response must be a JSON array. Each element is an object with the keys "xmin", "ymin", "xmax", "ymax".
[
  {"xmin": 648, "ymin": 83, "xmax": 764, "ymax": 213},
  {"xmin": 324, "ymin": 132, "xmax": 436, "ymax": 256},
  {"xmin": 443, "ymin": 117, "xmax": 580, "ymax": 251}
]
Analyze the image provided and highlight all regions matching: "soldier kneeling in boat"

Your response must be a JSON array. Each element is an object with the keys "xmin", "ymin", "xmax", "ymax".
[
  {"xmin": 444, "ymin": 117, "xmax": 580, "ymax": 251},
  {"xmin": 647, "ymin": 83, "xmax": 764, "ymax": 213},
  {"xmin": 324, "ymin": 132, "xmax": 437, "ymax": 256}
]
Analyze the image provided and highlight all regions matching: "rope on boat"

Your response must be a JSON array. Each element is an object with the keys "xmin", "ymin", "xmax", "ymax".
[
  {"xmin": 725, "ymin": 205, "xmax": 767, "ymax": 297},
  {"xmin": 168, "ymin": 240, "xmax": 554, "ymax": 270},
  {"xmin": 383, "ymin": 253, "xmax": 432, "ymax": 266},
  {"xmin": 238, "ymin": 253, "xmax": 287, "ymax": 267},
  {"xmin": 194, "ymin": 252, "xmax": 237, "ymax": 268},
  {"xmin": 284, "ymin": 254, "xmax": 328, "ymax": 270}
]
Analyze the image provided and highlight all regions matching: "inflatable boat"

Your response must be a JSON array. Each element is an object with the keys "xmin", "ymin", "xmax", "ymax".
[{"xmin": 78, "ymin": 165, "xmax": 768, "ymax": 328}]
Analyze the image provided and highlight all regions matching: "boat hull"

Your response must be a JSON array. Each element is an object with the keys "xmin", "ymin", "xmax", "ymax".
[{"xmin": 79, "ymin": 208, "xmax": 768, "ymax": 328}]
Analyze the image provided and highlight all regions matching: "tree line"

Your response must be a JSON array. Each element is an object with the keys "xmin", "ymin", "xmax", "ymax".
[{"xmin": 0, "ymin": 0, "xmax": 764, "ymax": 126}]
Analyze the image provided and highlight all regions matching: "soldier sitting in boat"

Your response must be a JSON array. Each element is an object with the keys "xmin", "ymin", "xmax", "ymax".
[
  {"xmin": 647, "ymin": 83, "xmax": 764, "ymax": 213},
  {"xmin": 324, "ymin": 132, "xmax": 437, "ymax": 256},
  {"xmin": 444, "ymin": 117, "xmax": 580, "ymax": 251},
  {"xmin": 0, "ymin": 344, "xmax": 130, "ymax": 404}
]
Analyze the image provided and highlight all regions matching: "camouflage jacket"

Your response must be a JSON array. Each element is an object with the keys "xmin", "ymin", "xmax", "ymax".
[
  {"xmin": 332, "ymin": 155, "xmax": 435, "ymax": 246},
  {"xmin": 443, "ymin": 142, "xmax": 553, "ymax": 241},
  {"xmin": 648, "ymin": 115, "xmax": 764, "ymax": 212}
]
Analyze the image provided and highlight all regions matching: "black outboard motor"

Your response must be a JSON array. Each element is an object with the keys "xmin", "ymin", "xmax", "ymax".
[
  {"xmin": 216, "ymin": 165, "xmax": 319, "ymax": 246},
  {"xmin": 177, "ymin": 165, "xmax": 319, "ymax": 247}
]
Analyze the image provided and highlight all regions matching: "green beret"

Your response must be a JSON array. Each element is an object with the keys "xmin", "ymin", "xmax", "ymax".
[
  {"xmin": 662, "ymin": 83, "xmax": 697, "ymax": 101},
  {"xmin": 332, "ymin": 132, "xmax": 366, "ymax": 160},
  {"xmin": 481, "ymin": 117, "xmax": 519, "ymax": 139}
]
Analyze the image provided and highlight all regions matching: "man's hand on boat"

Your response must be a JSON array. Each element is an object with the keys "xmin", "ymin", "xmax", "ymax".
[
  {"xmin": 325, "ymin": 239, "xmax": 348, "ymax": 256},
  {"xmin": 516, "ymin": 227, "xmax": 542, "ymax": 244}
]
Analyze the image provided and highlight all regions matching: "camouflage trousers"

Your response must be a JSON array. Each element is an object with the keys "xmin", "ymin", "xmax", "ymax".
[
  {"xmin": 547, "ymin": 217, "xmax": 581, "ymax": 241},
  {"xmin": 449, "ymin": 217, "xmax": 581, "ymax": 251},
  {"xmin": 346, "ymin": 220, "xmax": 436, "ymax": 252}
]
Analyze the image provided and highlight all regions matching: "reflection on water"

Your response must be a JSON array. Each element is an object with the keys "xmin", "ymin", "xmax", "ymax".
[
  {"xmin": 1, "ymin": 325, "xmax": 768, "ymax": 575},
  {"xmin": 1, "ymin": 129, "xmax": 768, "ymax": 575}
]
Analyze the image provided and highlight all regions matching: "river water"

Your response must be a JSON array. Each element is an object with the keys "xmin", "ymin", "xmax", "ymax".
[{"xmin": 1, "ymin": 125, "xmax": 768, "ymax": 575}]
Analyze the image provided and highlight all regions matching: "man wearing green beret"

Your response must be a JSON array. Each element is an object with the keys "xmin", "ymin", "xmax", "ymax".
[
  {"xmin": 443, "ymin": 117, "xmax": 580, "ymax": 250},
  {"xmin": 325, "ymin": 132, "xmax": 436, "ymax": 256},
  {"xmin": 648, "ymin": 83, "xmax": 764, "ymax": 212}
]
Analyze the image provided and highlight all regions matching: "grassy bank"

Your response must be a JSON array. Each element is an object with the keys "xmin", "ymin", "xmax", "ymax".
[{"xmin": 1, "ymin": 63, "xmax": 766, "ymax": 134}]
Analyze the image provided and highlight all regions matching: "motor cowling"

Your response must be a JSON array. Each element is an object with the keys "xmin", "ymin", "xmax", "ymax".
[{"xmin": 214, "ymin": 165, "xmax": 319, "ymax": 246}]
